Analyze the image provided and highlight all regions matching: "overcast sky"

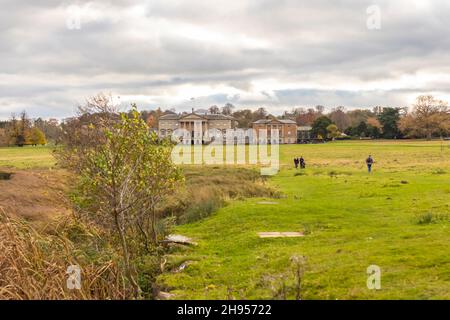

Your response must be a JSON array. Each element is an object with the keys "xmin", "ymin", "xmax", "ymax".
[{"xmin": 1, "ymin": 0, "xmax": 450, "ymax": 119}]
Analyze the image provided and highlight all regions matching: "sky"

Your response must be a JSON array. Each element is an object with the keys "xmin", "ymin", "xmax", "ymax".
[{"xmin": 1, "ymin": 0, "xmax": 450, "ymax": 119}]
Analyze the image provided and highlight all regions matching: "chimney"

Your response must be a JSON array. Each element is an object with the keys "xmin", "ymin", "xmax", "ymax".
[{"xmin": 192, "ymin": 108, "xmax": 194, "ymax": 114}]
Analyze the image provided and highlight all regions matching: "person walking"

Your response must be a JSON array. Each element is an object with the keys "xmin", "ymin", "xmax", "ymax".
[
  {"xmin": 294, "ymin": 157, "xmax": 299, "ymax": 169},
  {"xmin": 299, "ymin": 156, "xmax": 306, "ymax": 169},
  {"xmin": 366, "ymin": 155, "xmax": 374, "ymax": 173}
]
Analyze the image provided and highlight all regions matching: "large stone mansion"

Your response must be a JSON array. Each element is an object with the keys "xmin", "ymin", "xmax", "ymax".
[
  {"xmin": 252, "ymin": 118, "xmax": 297, "ymax": 144},
  {"xmin": 158, "ymin": 109, "xmax": 312, "ymax": 144},
  {"xmin": 158, "ymin": 110, "xmax": 237, "ymax": 143}
]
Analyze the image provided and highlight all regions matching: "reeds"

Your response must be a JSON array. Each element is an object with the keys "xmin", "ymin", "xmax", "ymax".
[{"xmin": 0, "ymin": 208, "xmax": 129, "ymax": 300}]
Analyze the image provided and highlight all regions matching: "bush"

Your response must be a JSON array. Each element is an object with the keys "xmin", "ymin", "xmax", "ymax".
[
  {"xmin": 415, "ymin": 211, "xmax": 448, "ymax": 225},
  {"xmin": 432, "ymin": 168, "xmax": 446, "ymax": 175},
  {"xmin": 181, "ymin": 196, "xmax": 224, "ymax": 224}
]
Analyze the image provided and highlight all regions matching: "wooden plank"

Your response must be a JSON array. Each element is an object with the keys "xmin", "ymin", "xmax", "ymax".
[{"xmin": 258, "ymin": 232, "xmax": 304, "ymax": 238}]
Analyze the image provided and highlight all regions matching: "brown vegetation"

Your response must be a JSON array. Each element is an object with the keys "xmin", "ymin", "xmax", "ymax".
[
  {"xmin": 0, "ymin": 208, "xmax": 129, "ymax": 299},
  {"xmin": 0, "ymin": 169, "xmax": 71, "ymax": 225}
]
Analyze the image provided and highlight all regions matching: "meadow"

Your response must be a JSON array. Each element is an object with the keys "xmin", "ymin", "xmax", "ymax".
[
  {"xmin": 0, "ymin": 142, "xmax": 449, "ymax": 299},
  {"xmin": 159, "ymin": 140, "xmax": 450, "ymax": 299},
  {"xmin": 0, "ymin": 146, "xmax": 55, "ymax": 169}
]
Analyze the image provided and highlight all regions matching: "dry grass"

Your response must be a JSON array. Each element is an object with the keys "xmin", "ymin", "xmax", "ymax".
[
  {"xmin": 0, "ymin": 208, "xmax": 129, "ymax": 300},
  {"xmin": 0, "ymin": 168, "xmax": 72, "ymax": 225},
  {"xmin": 163, "ymin": 166, "xmax": 281, "ymax": 223}
]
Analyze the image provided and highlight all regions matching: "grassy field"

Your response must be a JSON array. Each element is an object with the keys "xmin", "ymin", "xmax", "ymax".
[
  {"xmin": 0, "ymin": 142, "xmax": 449, "ymax": 299},
  {"xmin": 159, "ymin": 140, "xmax": 450, "ymax": 299},
  {"xmin": 0, "ymin": 146, "xmax": 56, "ymax": 169}
]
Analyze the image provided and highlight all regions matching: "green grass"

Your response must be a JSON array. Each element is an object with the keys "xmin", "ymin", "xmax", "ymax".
[
  {"xmin": 159, "ymin": 141, "xmax": 450, "ymax": 299},
  {"xmin": 1, "ymin": 141, "xmax": 449, "ymax": 299},
  {"xmin": 0, "ymin": 146, "xmax": 56, "ymax": 169}
]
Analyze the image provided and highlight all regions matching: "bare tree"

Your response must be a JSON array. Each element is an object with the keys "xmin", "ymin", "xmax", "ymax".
[
  {"xmin": 399, "ymin": 95, "xmax": 450, "ymax": 139},
  {"xmin": 329, "ymin": 107, "xmax": 351, "ymax": 131},
  {"xmin": 208, "ymin": 105, "xmax": 220, "ymax": 114},
  {"xmin": 222, "ymin": 103, "xmax": 235, "ymax": 115}
]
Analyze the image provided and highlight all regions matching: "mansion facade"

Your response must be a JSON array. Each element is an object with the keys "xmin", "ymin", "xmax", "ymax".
[
  {"xmin": 158, "ymin": 111, "xmax": 237, "ymax": 144},
  {"xmin": 252, "ymin": 118, "xmax": 298, "ymax": 144},
  {"xmin": 158, "ymin": 110, "xmax": 312, "ymax": 144}
]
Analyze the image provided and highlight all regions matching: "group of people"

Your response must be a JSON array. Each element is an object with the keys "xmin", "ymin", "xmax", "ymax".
[
  {"xmin": 293, "ymin": 156, "xmax": 306, "ymax": 169},
  {"xmin": 293, "ymin": 155, "xmax": 375, "ymax": 173}
]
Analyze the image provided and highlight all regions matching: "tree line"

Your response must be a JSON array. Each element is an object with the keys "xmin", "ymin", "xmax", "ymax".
[
  {"xmin": 279, "ymin": 95, "xmax": 449, "ymax": 140},
  {"xmin": 1, "ymin": 94, "xmax": 448, "ymax": 148},
  {"xmin": 0, "ymin": 111, "xmax": 61, "ymax": 147},
  {"xmin": 139, "ymin": 95, "xmax": 449, "ymax": 140}
]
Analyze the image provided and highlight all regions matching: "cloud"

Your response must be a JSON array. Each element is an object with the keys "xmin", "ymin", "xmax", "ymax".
[{"xmin": 1, "ymin": 0, "xmax": 450, "ymax": 118}]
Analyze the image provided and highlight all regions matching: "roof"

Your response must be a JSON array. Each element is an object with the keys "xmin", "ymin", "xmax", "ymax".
[
  {"xmin": 159, "ymin": 112, "xmax": 236, "ymax": 121},
  {"xmin": 159, "ymin": 113, "xmax": 179, "ymax": 120},
  {"xmin": 203, "ymin": 114, "xmax": 235, "ymax": 120},
  {"xmin": 279, "ymin": 119, "xmax": 297, "ymax": 124},
  {"xmin": 253, "ymin": 118, "xmax": 297, "ymax": 125}
]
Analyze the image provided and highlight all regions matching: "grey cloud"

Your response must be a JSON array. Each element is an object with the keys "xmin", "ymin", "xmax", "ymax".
[{"xmin": 1, "ymin": 0, "xmax": 450, "ymax": 119}]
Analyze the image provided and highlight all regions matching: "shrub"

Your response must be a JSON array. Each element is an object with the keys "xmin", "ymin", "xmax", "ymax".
[
  {"xmin": 432, "ymin": 168, "xmax": 446, "ymax": 175},
  {"xmin": 415, "ymin": 211, "xmax": 448, "ymax": 225},
  {"xmin": 181, "ymin": 196, "xmax": 224, "ymax": 224}
]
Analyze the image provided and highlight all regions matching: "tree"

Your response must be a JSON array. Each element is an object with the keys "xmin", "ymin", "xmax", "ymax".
[
  {"xmin": 0, "ymin": 128, "xmax": 7, "ymax": 147},
  {"xmin": 221, "ymin": 103, "xmax": 235, "ymax": 115},
  {"xmin": 34, "ymin": 118, "xmax": 61, "ymax": 144},
  {"xmin": 146, "ymin": 115, "xmax": 155, "ymax": 128},
  {"xmin": 13, "ymin": 111, "xmax": 31, "ymax": 147},
  {"xmin": 347, "ymin": 109, "xmax": 374, "ymax": 127},
  {"xmin": 296, "ymin": 108, "xmax": 320, "ymax": 126},
  {"xmin": 208, "ymin": 105, "xmax": 220, "ymax": 114},
  {"xmin": 329, "ymin": 107, "xmax": 351, "ymax": 131},
  {"xmin": 365, "ymin": 117, "xmax": 382, "ymax": 138},
  {"xmin": 254, "ymin": 107, "xmax": 268, "ymax": 120},
  {"xmin": 315, "ymin": 105, "xmax": 325, "ymax": 114},
  {"xmin": 61, "ymin": 106, "xmax": 183, "ymax": 297},
  {"xmin": 311, "ymin": 116, "xmax": 332, "ymax": 140},
  {"xmin": 373, "ymin": 106, "xmax": 383, "ymax": 116},
  {"xmin": 367, "ymin": 117, "xmax": 382, "ymax": 130},
  {"xmin": 356, "ymin": 121, "xmax": 368, "ymax": 137},
  {"xmin": 366, "ymin": 124, "xmax": 381, "ymax": 138},
  {"xmin": 399, "ymin": 95, "xmax": 450, "ymax": 139},
  {"xmin": 29, "ymin": 127, "xmax": 47, "ymax": 146},
  {"xmin": 232, "ymin": 109, "xmax": 253, "ymax": 128},
  {"xmin": 326, "ymin": 124, "xmax": 340, "ymax": 140},
  {"xmin": 378, "ymin": 107, "xmax": 402, "ymax": 139}
]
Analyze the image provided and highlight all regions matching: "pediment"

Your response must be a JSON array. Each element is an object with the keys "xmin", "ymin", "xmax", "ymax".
[{"xmin": 180, "ymin": 113, "xmax": 206, "ymax": 120}]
